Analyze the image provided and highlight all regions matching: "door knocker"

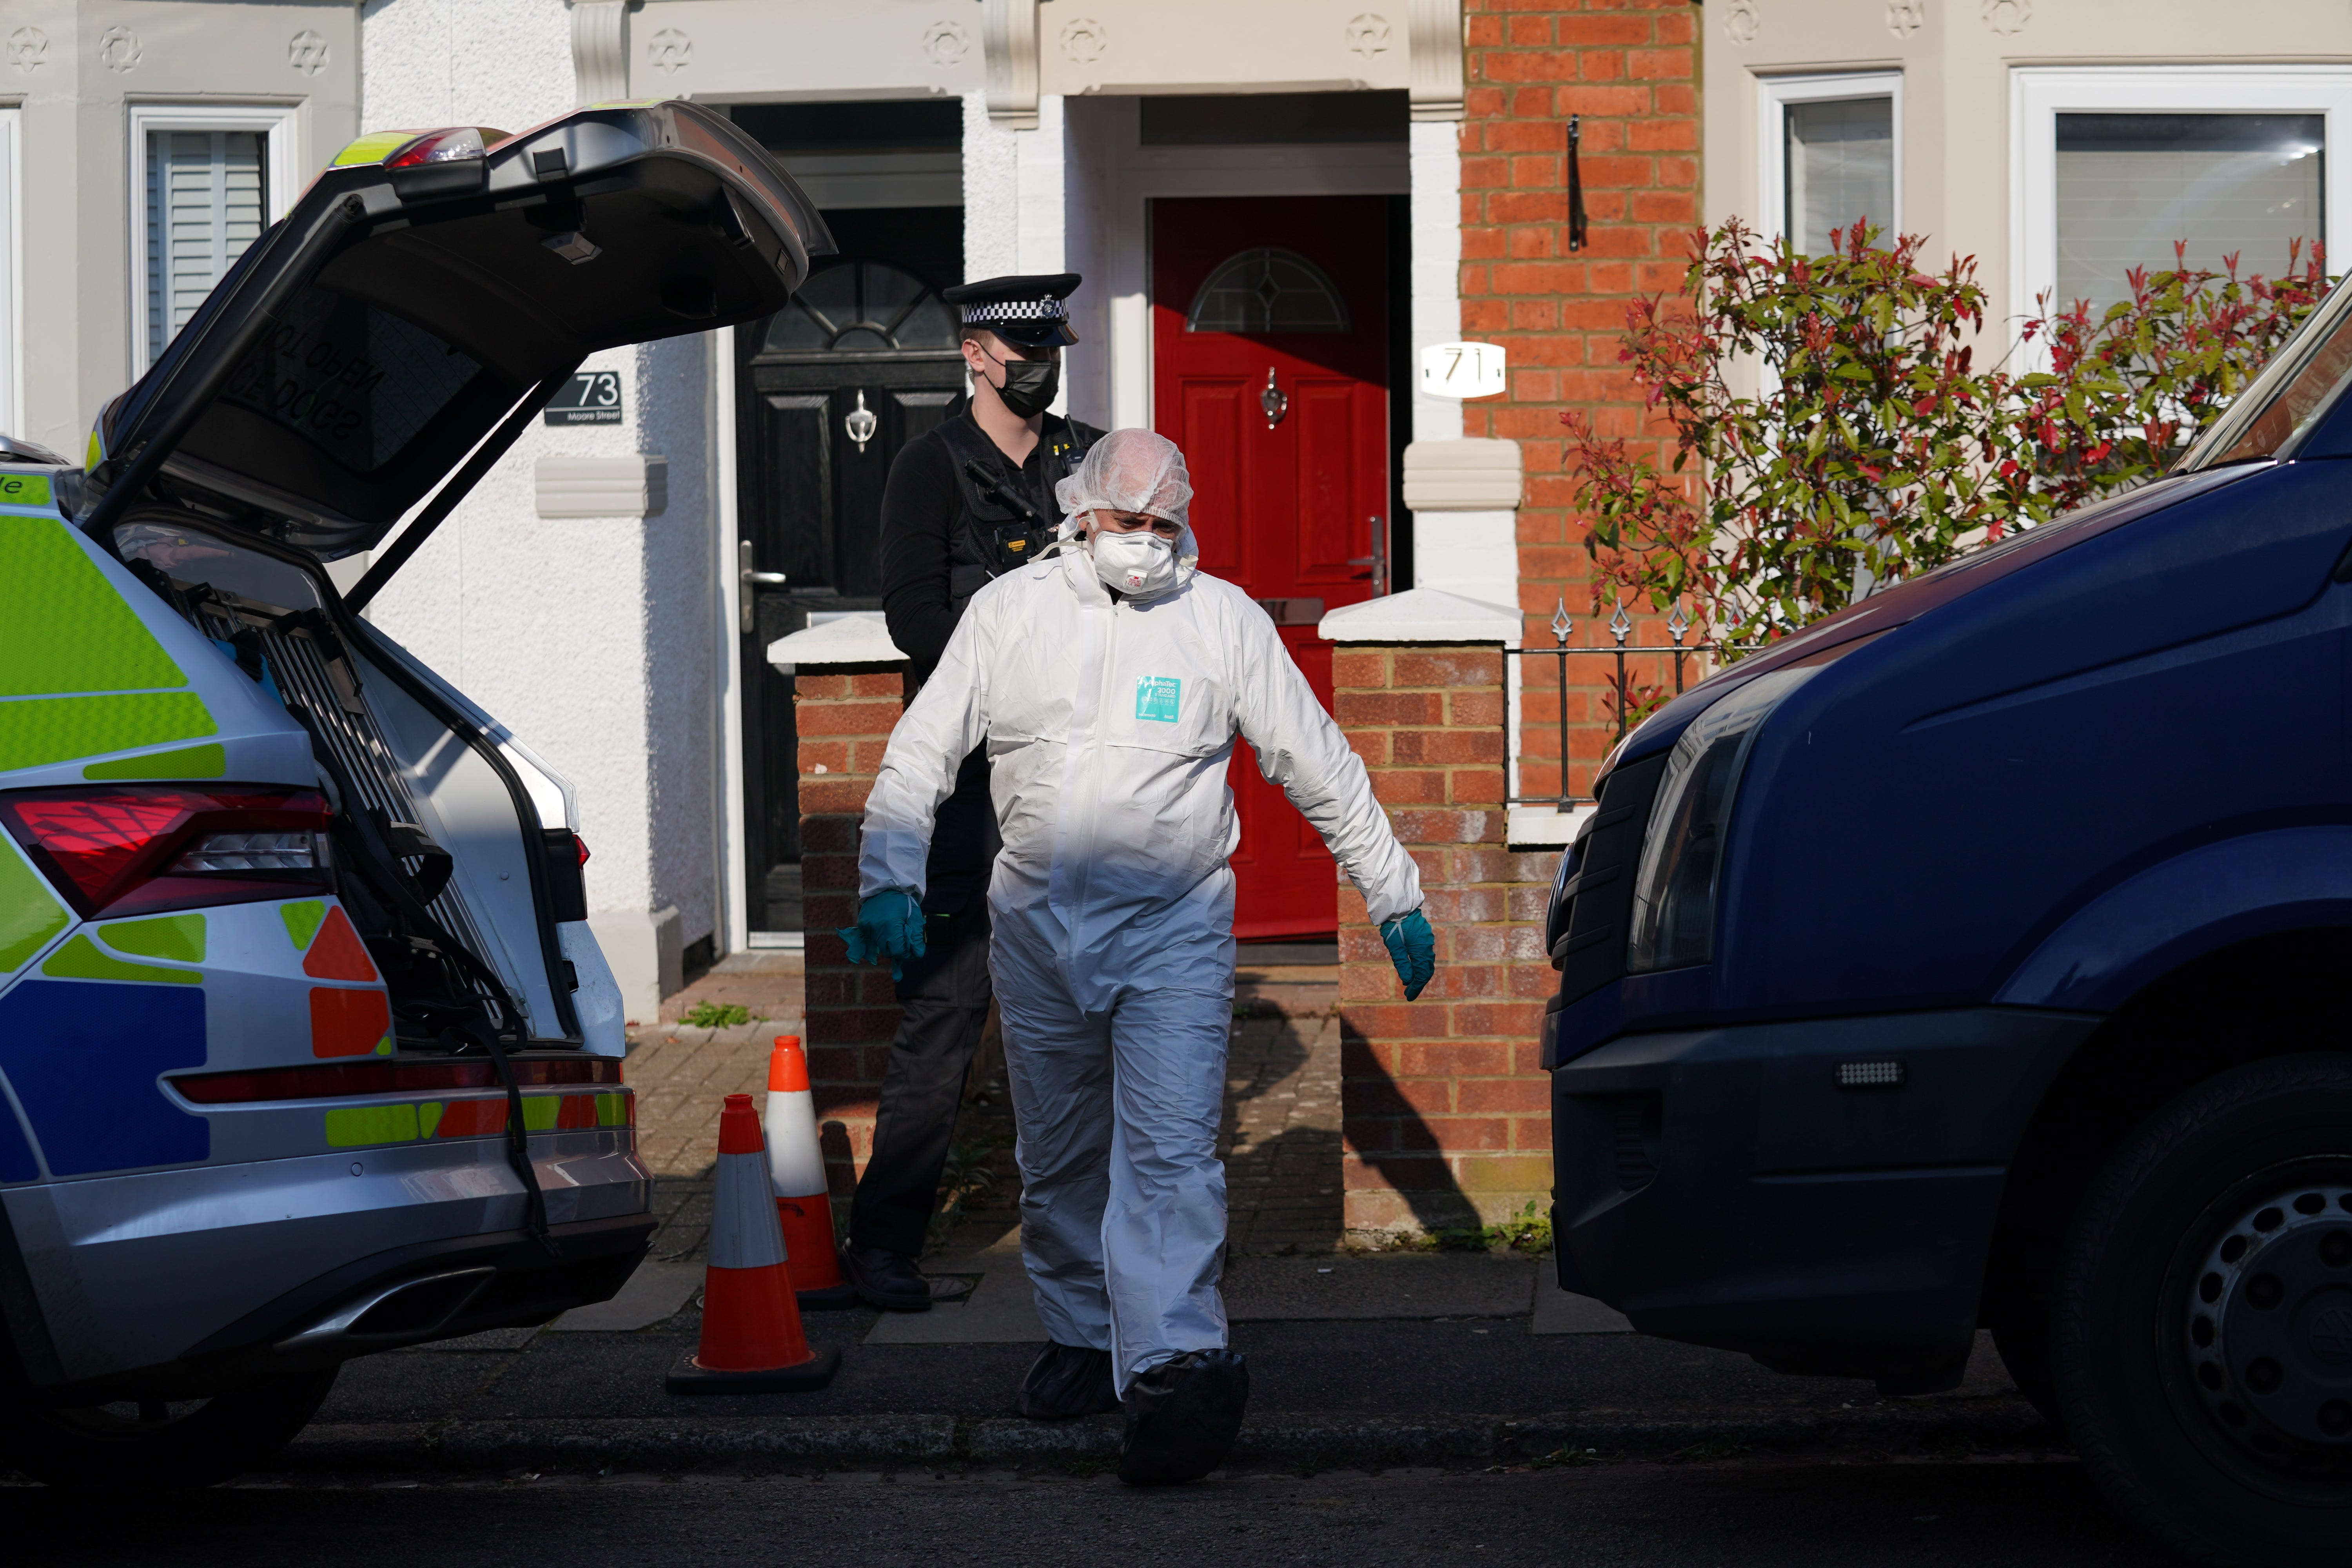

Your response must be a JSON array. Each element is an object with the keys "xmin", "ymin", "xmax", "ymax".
[
  {"xmin": 1259, "ymin": 368, "xmax": 1289, "ymax": 431},
  {"xmin": 845, "ymin": 390, "xmax": 878, "ymax": 453}
]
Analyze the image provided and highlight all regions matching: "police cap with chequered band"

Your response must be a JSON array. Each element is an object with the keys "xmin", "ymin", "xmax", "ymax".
[{"xmin": 942, "ymin": 272, "xmax": 1082, "ymax": 348}]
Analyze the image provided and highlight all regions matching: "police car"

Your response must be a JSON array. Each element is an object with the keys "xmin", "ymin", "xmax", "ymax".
[{"xmin": 0, "ymin": 102, "xmax": 826, "ymax": 1485}]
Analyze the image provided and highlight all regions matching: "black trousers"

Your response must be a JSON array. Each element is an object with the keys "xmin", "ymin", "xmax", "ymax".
[{"xmin": 847, "ymin": 899, "xmax": 994, "ymax": 1258}]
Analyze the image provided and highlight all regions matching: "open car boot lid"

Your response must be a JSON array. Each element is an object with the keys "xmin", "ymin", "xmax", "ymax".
[{"xmin": 80, "ymin": 99, "xmax": 832, "ymax": 559}]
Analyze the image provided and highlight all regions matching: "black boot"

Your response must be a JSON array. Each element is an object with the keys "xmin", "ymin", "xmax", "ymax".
[
  {"xmin": 1018, "ymin": 1342, "xmax": 1120, "ymax": 1420},
  {"xmin": 1117, "ymin": 1349, "xmax": 1248, "ymax": 1485},
  {"xmin": 843, "ymin": 1245, "xmax": 935, "ymax": 1312}
]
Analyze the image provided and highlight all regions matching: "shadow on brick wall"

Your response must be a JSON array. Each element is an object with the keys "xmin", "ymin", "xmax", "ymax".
[{"xmin": 1339, "ymin": 1023, "xmax": 1483, "ymax": 1234}]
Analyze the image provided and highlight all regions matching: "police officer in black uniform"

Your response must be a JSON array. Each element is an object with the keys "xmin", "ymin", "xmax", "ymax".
[{"xmin": 842, "ymin": 274, "xmax": 1101, "ymax": 1310}]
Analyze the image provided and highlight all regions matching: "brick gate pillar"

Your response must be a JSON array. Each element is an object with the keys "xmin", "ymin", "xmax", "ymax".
[
  {"xmin": 1321, "ymin": 590, "xmax": 1562, "ymax": 1241},
  {"xmin": 767, "ymin": 618, "xmax": 911, "ymax": 1205}
]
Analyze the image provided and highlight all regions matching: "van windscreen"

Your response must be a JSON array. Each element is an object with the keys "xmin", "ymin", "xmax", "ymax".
[{"xmin": 2181, "ymin": 281, "xmax": 2352, "ymax": 469}]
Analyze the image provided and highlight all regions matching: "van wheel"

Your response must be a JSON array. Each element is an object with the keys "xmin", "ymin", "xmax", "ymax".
[
  {"xmin": 0, "ymin": 1367, "xmax": 338, "ymax": 1488},
  {"xmin": 2054, "ymin": 1053, "xmax": 2352, "ymax": 1567}
]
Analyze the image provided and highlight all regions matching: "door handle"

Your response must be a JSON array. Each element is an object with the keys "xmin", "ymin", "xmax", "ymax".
[
  {"xmin": 1259, "ymin": 368, "xmax": 1288, "ymax": 430},
  {"xmin": 1346, "ymin": 515, "xmax": 1390, "ymax": 597},
  {"xmin": 739, "ymin": 539, "xmax": 786, "ymax": 633}
]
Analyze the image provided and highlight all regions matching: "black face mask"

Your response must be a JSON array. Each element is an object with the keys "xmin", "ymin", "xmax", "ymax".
[{"xmin": 986, "ymin": 348, "xmax": 1060, "ymax": 418}]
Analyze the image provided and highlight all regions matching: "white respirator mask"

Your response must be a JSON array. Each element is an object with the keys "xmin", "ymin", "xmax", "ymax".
[{"xmin": 1090, "ymin": 526, "xmax": 1180, "ymax": 599}]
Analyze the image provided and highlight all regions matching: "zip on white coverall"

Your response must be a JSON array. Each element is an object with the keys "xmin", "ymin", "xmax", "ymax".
[{"xmin": 857, "ymin": 545, "xmax": 1421, "ymax": 1392}]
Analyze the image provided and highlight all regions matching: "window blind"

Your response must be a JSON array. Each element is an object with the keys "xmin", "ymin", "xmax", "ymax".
[
  {"xmin": 1786, "ymin": 97, "xmax": 1894, "ymax": 257},
  {"xmin": 2055, "ymin": 113, "xmax": 2323, "ymax": 316},
  {"xmin": 146, "ymin": 129, "xmax": 266, "ymax": 364}
]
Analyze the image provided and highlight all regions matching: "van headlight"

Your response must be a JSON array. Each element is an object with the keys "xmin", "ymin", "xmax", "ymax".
[
  {"xmin": 1624, "ymin": 664, "xmax": 1819, "ymax": 974},
  {"xmin": 1542, "ymin": 825, "xmax": 1583, "ymax": 954}
]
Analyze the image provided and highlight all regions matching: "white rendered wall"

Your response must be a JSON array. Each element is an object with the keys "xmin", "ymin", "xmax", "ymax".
[
  {"xmin": 1061, "ymin": 96, "xmax": 1118, "ymax": 430},
  {"xmin": 1406, "ymin": 119, "xmax": 1467, "ymax": 601},
  {"xmin": 960, "ymin": 90, "xmax": 1082, "ymax": 420},
  {"xmin": 960, "ymin": 90, "xmax": 1018, "ymax": 282},
  {"xmin": 1408, "ymin": 118, "xmax": 1464, "ymax": 453},
  {"xmin": 361, "ymin": 0, "xmax": 715, "ymax": 1018},
  {"xmin": 1409, "ymin": 511, "xmax": 1516, "ymax": 606}
]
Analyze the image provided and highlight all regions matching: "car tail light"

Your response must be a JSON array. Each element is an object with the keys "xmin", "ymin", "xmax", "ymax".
[
  {"xmin": 573, "ymin": 834, "xmax": 590, "ymax": 866},
  {"xmin": 171, "ymin": 1055, "xmax": 622, "ymax": 1105},
  {"xmin": 0, "ymin": 786, "xmax": 333, "ymax": 918}
]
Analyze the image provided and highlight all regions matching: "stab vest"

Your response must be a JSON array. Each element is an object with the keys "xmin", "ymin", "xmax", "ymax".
[{"xmin": 933, "ymin": 410, "xmax": 1100, "ymax": 617}]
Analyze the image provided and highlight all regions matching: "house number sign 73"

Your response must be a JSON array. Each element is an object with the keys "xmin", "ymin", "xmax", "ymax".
[
  {"xmin": 543, "ymin": 369, "xmax": 625, "ymax": 426},
  {"xmin": 1417, "ymin": 341, "xmax": 1507, "ymax": 401}
]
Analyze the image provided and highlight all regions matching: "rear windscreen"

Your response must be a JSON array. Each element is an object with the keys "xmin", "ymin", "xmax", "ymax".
[{"xmin": 218, "ymin": 291, "xmax": 486, "ymax": 475}]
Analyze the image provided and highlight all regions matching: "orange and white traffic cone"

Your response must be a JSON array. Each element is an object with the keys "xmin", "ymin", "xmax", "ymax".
[
  {"xmin": 665, "ymin": 1093, "xmax": 840, "ymax": 1394},
  {"xmin": 765, "ymin": 1034, "xmax": 859, "ymax": 1309}
]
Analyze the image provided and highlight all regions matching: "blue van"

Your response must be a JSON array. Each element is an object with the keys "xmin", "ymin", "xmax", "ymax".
[
  {"xmin": 1543, "ymin": 295, "xmax": 2352, "ymax": 1565},
  {"xmin": 0, "ymin": 103, "xmax": 825, "ymax": 1486}
]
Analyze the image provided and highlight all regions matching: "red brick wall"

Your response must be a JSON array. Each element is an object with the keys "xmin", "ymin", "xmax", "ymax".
[
  {"xmin": 794, "ymin": 665, "xmax": 909, "ymax": 1199},
  {"xmin": 1333, "ymin": 642, "xmax": 1559, "ymax": 1236},
  {"xmin": 1460, "ymin": 0, "xmax": 1700, "ymax": 804}
]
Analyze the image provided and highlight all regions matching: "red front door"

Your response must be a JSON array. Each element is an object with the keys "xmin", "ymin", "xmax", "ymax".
[{"xmin": 1152, "ymin": 196, "xmax": 1389, "ymax": 940}]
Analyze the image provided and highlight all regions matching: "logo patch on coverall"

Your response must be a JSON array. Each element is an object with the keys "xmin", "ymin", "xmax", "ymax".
[{"xmin": 1135, "ymin": 677, "xmax": 1181, "ymax": 722}]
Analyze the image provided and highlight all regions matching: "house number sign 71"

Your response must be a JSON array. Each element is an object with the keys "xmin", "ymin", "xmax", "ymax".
[{"xmin": 1417, "ymin": 341, "xmax": 1507, "ymax": 400}]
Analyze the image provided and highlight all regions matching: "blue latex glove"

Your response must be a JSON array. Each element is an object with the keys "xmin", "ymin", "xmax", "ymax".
[
  {"xmin": 839, "ymin": 889, "xmax": 927, "ymax": 981},
  {"xmin": 1381, "ymin": 907, "xmax": 1436, "ymax": 1001}
]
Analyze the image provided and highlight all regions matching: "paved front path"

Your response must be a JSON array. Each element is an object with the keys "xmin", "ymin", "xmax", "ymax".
[
  {"xmin": 629, "ymin": 951, "xmax": 806, "ymax": 1180},
  {"xmin": 622, "ymin": 947, "xmax": 1352, "ymax": 1259}
]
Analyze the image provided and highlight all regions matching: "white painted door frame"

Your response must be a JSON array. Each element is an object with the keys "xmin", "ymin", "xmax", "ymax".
[{"xmin": 2010, "ymin": 65, "xmax": 2352, "ymax": 360}]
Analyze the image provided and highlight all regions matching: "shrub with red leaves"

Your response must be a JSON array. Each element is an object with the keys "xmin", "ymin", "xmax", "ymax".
[
  {"xmin": 2019, "ymin": 239, "xmax": 2330, "ymax": 511},
  {"xmin": 1565, "ymin": 221, "xmax": 2333, "ymax": 660}
]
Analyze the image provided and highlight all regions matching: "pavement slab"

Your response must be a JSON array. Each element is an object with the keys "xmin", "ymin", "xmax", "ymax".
[
  {"xmin": 314, "ymin": 1289, "xmax": 2037, "ymax": 1461},
  {"xmin": 862, "ymin": 1246, "xmax": 1549, "ymax": 1344},
  {"xmin": 864, "ymin": 1262, "xmax": 1043, "ymax": 1345},
  {"xmin": 547, "ymin": 1260, "xmax": 702, "ymax": 1332}
]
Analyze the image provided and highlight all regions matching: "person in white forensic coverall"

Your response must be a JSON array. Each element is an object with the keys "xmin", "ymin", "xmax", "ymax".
[{"xmin": 843, "ymin": 428, "xmax": 1436, "ymax": 1485}]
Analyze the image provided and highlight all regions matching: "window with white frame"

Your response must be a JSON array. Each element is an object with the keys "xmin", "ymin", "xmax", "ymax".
[
  {"xmin": 2016, "ymin": 69, "xmax": 2352, "ymax": 333},
  {"xmin": 1759, "ymin": 73, "xmax": 1902, "ymax": 256},
  {"xmin": 0, "ymin": 109, "xmax": 19, "ymax": 439},
  {"xmin": 128, "ymin": 106, "xmax": 298, "ymax": 375}
]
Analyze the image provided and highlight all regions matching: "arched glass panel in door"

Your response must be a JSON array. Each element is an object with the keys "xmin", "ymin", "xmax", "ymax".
[
  {"xmin": 764, "ymin": 261, "xmax": 958, "ymax": 352},
  {"xmin": 1184, "ymin": 247, "xmax": 1352, "ymax": 334}
]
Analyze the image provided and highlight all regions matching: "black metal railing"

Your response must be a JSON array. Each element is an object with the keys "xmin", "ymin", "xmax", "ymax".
[{"xmin": 1505, "ymin": 598, "xmax": 1718, "ymax": 811}]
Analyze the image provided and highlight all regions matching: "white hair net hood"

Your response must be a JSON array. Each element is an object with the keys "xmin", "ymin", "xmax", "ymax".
[{"xmin": 1054, "ymin": 428, "xmax": 1195, "ymax": 546}]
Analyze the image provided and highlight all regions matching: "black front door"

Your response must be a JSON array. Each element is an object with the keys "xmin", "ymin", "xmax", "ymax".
[{"xmin": 739, "ymin": 249, "xmax": 966, "ymax": 936}]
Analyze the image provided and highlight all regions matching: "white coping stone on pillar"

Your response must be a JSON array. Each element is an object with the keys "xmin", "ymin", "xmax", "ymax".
[
  {"xmin": 1319, "ymin": 587, "xmax": 1521, "ymax": 646},
  {"xmin": 1508, "ymin": 802, "xmax": 1593, "ymax": 849},
  {"xmin": 766, "ymin": 612, "xmax": 910, "ymax": 675},
  {"xmin": 1403, "ymin": 438, "xmax": 1523, "ymax": 511},
  {"xmin": 534, "ymin": 455, "xmax": 668, "ymax": 518}
]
